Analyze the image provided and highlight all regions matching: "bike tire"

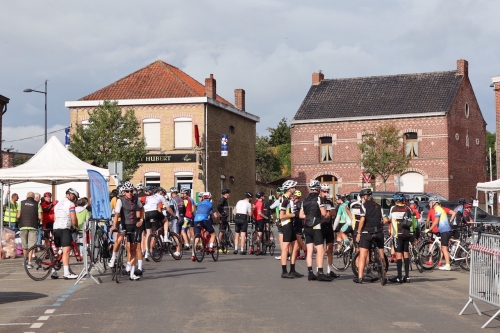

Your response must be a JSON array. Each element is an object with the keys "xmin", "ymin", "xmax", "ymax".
[
  {"xmin": 331, "ymin": 242, "xmax": 348, "ymax": 271},
  {"xmin": 150, "ymin": 234, "xmax": 164, "ymax": 262},
  {"xmin": 269, "ymin": 241, "xmax": 275, "ymax": 256},
  {"xmin": 343, "ymin": 247, "xmax": 353, "ymax": 270},
  {"xmin": 226, "ymin": 229, "xmax": 235, "ymax": 249},
  {"xmin": 459, "ymin": 247, "xmax": 470, "ymax": 271},
  {"xmin": 194, "ymin": 233, "xmax": 205, "ymax": 262},
  {"xmin": 92, "ymin": 229, "xmax": 102, "ymax": 264},
  {"xmin": 419, "ymin": 240, "xmax": 441, "ymax": 270},
  {"xmin": 412, "ymin": 246, "xmax": 423, "ymax": 273},
  {"xmin": 212, "ymin": 238, "xmax": 219, "ymax": 262},
  {"xmin": 168, "ymin": 232, "xmax": 183, "ymax": 260},
  {"xmin": 375, "ymin": 248, "xmax": 387, "ymax": 286},
  {"xmin": 115, "ymin": 246, "xmax": 124, "ymax": 284},
  {"xmin": 25, "ymin": 245, "xmax": 53, "ymax": 281},
  {"xmin": 351, "ymin": 250, "xmax": 360, "ymax": 276}
]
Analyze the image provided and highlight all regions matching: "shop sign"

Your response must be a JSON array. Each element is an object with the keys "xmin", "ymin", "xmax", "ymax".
[{"xmin": 142, "ymin": 154, "xmax": 196, "ymax": 163}]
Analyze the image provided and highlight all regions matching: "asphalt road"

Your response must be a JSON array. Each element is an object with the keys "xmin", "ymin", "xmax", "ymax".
[{"xmin": 1, "ymin": 237, "xmax": 499, "ymax": 333}]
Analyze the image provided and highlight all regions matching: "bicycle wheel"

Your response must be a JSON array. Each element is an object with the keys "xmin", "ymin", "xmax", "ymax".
[
  {"xmin": 194, "ymin": 233, "xmax": 205, "ymax": 262},
  {"xmin": 351, "ymin": 250, "xmax": 360, "ymax": 276},
  {"xmin": 92, "ymin": 229, "xmax": 103, "ymax": 264},
  {"xmin": 168, "ymin": 232, "xmax": 183, "ymax": 260},
  {"xmin": 25, "ymin": 245, "xmax": 53, "ymax": 281},
  {"xmin": 115, "ymin": 246, "xmax": 124, "ymax": 284},
  {"xmin": 411, "ymin": 246, "xmax": 423, "ymax": 273},
  {"xmin": 67, "ymin": 243, "xmax": 84, "ymax": 276},
  {"xmin": 212, "ymin": 237, "xmax": 219, "ymax": 262},
  {"xmin": 226, "ymin": 229, "xmax": 235, "ymax": 249},
  {"xmin": 331, "ymin": 242, "xmax": 348, "ymax": 271},
  {"xmin": 375, "ymin": 248, "xmax": 387, "ymax": 286},
  {"xmin": 343, "ymin": 247, "xmax": 354, "ymax": 270},
  {"xmin": 148, "ymin": 234, "xmax": 163, "ymax": 262},
  {"xmin": 459, "ymin": 246, "xmax": 470, "ymax": 271},
  {"xmin": 463, "ymin": 247, "xmax": 471, "ymax": 271},
  {"xmin": 419, "ymin": 240, "xmax": 441, "ymax": 270}
]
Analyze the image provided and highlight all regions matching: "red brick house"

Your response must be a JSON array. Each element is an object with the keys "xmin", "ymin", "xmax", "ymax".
[
  {"xmin": 0, "ymin": 94, "xmax": 9, "ymax": 156},
  {"xmin": 291, "ymin": 60, "xmax": 486, "ymax": 200}
]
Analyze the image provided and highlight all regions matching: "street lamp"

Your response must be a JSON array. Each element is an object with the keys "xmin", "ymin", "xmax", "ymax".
[{"xmin": 23, "ymin": 80, "xmax": 47, "ymax": 143}]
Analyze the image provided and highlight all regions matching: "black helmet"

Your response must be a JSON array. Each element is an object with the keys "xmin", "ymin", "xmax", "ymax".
[
  {"xmin": 458, "ymin": 198, "xmax": 466, "ymax": 204},
  {"xmin": 360, "ymin": 188, "xmax": 372, "ymax": 196},
  {"xmin": 255, "ymin": 191, "xmax": 264, "ymax": 198},
  {"xmin": 244, "ymin": 192, "xmax": 253, "ymax": 198},
  {"xmin": 222, "ymin": 188, "xmax": 231, "ymax": 195}
]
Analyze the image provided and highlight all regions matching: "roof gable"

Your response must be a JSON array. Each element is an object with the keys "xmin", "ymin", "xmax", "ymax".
[
  {"xmin": 293, "ymin": 70, "xmax": 463, "ymax": 121},
  {"xmin": 79, "ymin": 60, "xmax": 233, "ymax": 106}
]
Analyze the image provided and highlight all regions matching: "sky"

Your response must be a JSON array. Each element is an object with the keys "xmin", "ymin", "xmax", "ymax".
[{"xmin": 1, "ymin": 0, "xmax": 499, "ymax": 153}]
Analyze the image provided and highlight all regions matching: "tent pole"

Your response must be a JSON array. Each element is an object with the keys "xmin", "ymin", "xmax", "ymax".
[
  {"xmin": 0, "ymin": 184, "xmax": 3, "ymax": 254},
  {"xmin": 474, "ymin": 189, "xmax": 478, "ymax": 225},
  {"xmin": 7, "ymin": 184, "xmax": 10, "ymax": 229},
  {"xmin": 52, "ymin": 182, "xmax": 56, "ymax": 200}
]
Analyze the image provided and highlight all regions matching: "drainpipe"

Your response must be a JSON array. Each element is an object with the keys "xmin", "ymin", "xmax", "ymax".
[{"xmin": 205, "ymin": 103, "xmax": 208, "ymax": 192}]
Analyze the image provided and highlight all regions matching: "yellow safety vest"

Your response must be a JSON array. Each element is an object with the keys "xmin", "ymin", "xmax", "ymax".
[{"xmin": 3, "ymin": 201, "xmax": 19, "ymax": 224}]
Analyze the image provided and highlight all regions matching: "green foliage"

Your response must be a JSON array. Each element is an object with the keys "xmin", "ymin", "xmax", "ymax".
[
  {"xmin": 276, "ymin": 143, "xmax": 291, "ymax": 175},
  {"xmin": 486, "ymin": 131, "xmax": 496, "ymax": 179},
  {"xmin": 70, "ymin": 100, "xmax": 147, "ymax": 181},
  {"xmin": 358, "ymin": 124, "xmax": 411, "ymax": 190},
  {"xmin": 267, "ymin": 117, "xmax": 291, "ymax": 147},
  {"xmin": 256, "ymin": 135, "xmax": 282, "ymax": 183}
]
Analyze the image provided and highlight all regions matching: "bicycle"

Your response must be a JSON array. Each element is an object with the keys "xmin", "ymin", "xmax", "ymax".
[
  {"xmin": 147, "ymin": 219, "xmax": 183, "ymax": 262},
  {"xmin": 250, "ymin": 221, "xmax": 263, "ymax": 255},
  {"xmin": 111, "ymin": 231, "xmax": 137, "ymax": 284},
  {"xmin": 91, "ymin": 219, "xmax": 112, "ymax": 270},
  {"xmin": 24, "ymin": 230, "xmax": 83, "ymax": 281},
  {"xmin": 409, "ymin": 240, "xmax": 423, "ymax": 273},
  {"xmin": 419, "ymin": 234, "xmax": 442, "ymax": 270},
  {"xmin": 193, "ymin": 222, "xmax": 219, "ymax": 262},
  {"xmin": 331, "ymin": 236, "xmax": 355, "ymax": 271},
  {"xmin": 351, "ymin": 233, "xmax": 388, "ymax": 286},
  {"xmin": 218, "ymin": 222, "xmax": 235, "ymax": 254},
  {"xmin": 261, "ymin": 221, "xmax": 276, "ymax": 256}
]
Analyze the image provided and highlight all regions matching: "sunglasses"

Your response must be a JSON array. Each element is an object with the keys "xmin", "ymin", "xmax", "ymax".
[
  {"xmin": 123, "ymin": 190, "xmax": 132, "ymax": 193},
  {"xmin": 321, "ymin": 190, "xmax": 329, "ymax": 193}
]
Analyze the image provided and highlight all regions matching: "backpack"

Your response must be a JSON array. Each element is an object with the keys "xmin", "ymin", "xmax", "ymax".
[
  {"xmin": 399, "ymin": 207, "xmax": 413, "ymax": 230},
  {"xmin": 262, "ymin": 199, "xmax": 271, "ymax": 220}
]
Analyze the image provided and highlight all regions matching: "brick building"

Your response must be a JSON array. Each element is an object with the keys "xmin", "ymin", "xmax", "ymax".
[
  {"xmin": 0, "ymin": 94, "xmax": 9, "ymax": 155},
  {"xmin": 291, "ymin": 59, "xmax": 486, "ymax": 200},
  {"xmin": 65, "ymin": 60, "xmax": 259, "ymax": 206}
]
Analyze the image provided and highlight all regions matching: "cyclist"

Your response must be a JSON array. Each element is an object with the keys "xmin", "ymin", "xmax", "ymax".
[
  {"xmin": 233, "ymin": 192, "xmax": 253, "ymax": 254},
  {"xmin": 299, "ymin": 180, "xmax": 331, "ymax": 281},
  {"xmin": 143, "ymin": 186, "xmax": 172, "ymax": 261},
  {"xmin": 387, "ymin": 192, "xmax": 413, "ymax": 284},
  {"xmin": 217, "ymin": 188, "xmax": 231, "ymax": 250},
  {"xmin": 349, "ymin": 193, "xmax": 363, "ymax": 271},
  {"xmin": 53, "ymin": 188, "xmax": 80, "ymax": 279},
  {"xmin": 192, "ymin": 192, "xmax": 220, "ymax": 260},
  {"xmin": 425, "ymin": 197, "xmax": 456, "ymax": 271},
  {"xmin": 353, "ymin": 188, "xmax": 388, "ymax": 284},
  {"xmin": 270, "ymin": 187, "xmax": 284, "ymax": 259},
  {"xmin": 169, "ymin": 187, "xmax": 185, "ymax": 254},
  {"xmin": 451, "ymin": 198, "xmax": 466, "ymax": 227},
  {"xmin": 137, "ymin": 183, "xmax": 146, "ymax": 204},
  {"xmin": 252, "ymin": 191, "xmax": 267, "ymax": 254},
  {"xmin": 109, "ymin": 181, "xmax": 144, "ymax": 281},
  {"xmin": 320, "ymin": 186, "xmax": 339, "ymax": 279},
  {"xmin": 41, "ymin": 192, "xmax": 58, "ymax": 250},
  {"xmin": 462, "ymin": 202, "xmax": 474, "ymax": 224},
  {"xmin": 292, "ymin": 191, "xmax": 306, "ymax": 260},
  {"xmin": 333, "ymin": 194, "xmax": 353, "ymax": 255},
  {"xmin": 279, "ymin": 180, "xmax": 303, "ymax": 279}
]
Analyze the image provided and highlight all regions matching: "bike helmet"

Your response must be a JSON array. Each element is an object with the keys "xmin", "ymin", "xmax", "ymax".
[
  {"xmin": 170, "ymin": 187, "xmax": 179, "ymax": 193},
  {"xmin": 458, "ymin": 198, "xmax": 466, "ymax": 204},
  {"xmin": 222, "ymin": 188, "xmax": 231, "ymax": 195},
  {"xmin": 121, "ymin": 181, "xmax": 134, "ymax": 192},
  {"xmin": 110, "ymin": 189, "xmax": 119, "ymax": 198},
  {"xmin": 276, "ymin": 187, "xmax": 284, "ymax": 194},
  {"xmin": 180, "ymin": 189, "xmax": 189, "ymax": 194},
  {"xmin": 244, "ymin": 192, "xmax": 253, "ymax": 198},
  {"xmin": 144, "ymin": 185, "xmax": 152, "ymax": 191},
  {"xmin": 255, "ymin": 191, "xmax": 265, "ymax": 198},
  {"xmin": 393, "ymin": 192, "xmax": 405, "ymax": 201},
  {"xmin": 156, "ymin": 187, "xmax": 167, "ymax": 194},
  {"xmin": 320, "ymin": 184, "xmax": 330, "ymax": 191},
  {"xmin": 360, "ymin": 188, "xmax": 372, "ymax": 196},
  {"xmin": 294, "ymin": 190, "xmax": 302, "ymax": 197},
  {"xmin": 43, "ymin": 192, "xmax": 52, "ymax": 198},
  {"xmin": 308, "ymin": 180, "xmax": 321, "ymax": 190},
  {"xmin": 66, "ymin": 188, "xmax": 80, "ymax": 198},
  {"xmin": 282, "ymin": 180, "xmax": 297, "ymax": 190},
  {"xmin": 136, "ymin": 183, "xmax": 144, "ymax": 190},
  {"xmin": 428, "ymin": 196, "xmax": 440, "ymax": 204},
  {"xmin": 203, "ymin": 192, "xmax": 212, "ymax": 199}
]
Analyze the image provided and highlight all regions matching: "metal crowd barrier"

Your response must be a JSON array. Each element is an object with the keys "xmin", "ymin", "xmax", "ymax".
[
  {"xmin": 459, "ymin": 232, "xmax": 500, "ymax": 328},
  {"xmin": 75, "ymin": 219, "xmax": 102, "ymax": 285}
]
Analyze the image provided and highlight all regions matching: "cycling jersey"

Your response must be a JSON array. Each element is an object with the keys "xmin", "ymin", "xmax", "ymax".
[
  {"xmin": 217, "ymin": 197, "xmax": 229, "ymax": 217},
  {"xmin": 184, "ymin": 198, "xmax": 194, "ymax": 219},
  {"xmin": 170, "ymin": 195, "xmax": 185, "ymax": 219},
  {"xmin": 235, "ymin": 200, "xmax": 252, "ymax": 215},
  {"xmin": 253, "ymin": 200, "xmax": 265, "ymax": 221},
  {"xmin": 359, "ymin": 200, "xmax": 384, "ymax": 233},
  {"xmin": 280, "ymin": 194, "xmax": 293, "ymax": 226},
  {"xmin": 115, "ymin": 196, "xmax": 143, "ymax": 225},
  {"xmin": 388, "ymin": 204, "xmax": 411, "ymax": 238},
  {"xmin": 349, "ymin": 200, "xmax": 362, "ymax": 230},
  {"xmin": 434, "ymin": 205, "xmax": 452, "ymax": 233},
  {"xmin": 194, "ymin": 200, "xmax": 214, "ymax": 222},
  {"xmin": 53, "ymin": 197, "xmax": 76, "ymax": 230},
  {"xmin": 143, "ymin": 193, "xmax": 167, "ymax": 212}
]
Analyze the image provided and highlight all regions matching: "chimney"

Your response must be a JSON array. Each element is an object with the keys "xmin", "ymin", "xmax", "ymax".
[
  {"xmin": 205, "ymin": 74, "xmax": 216, "ymax": 99},
  {"xmin": 312, "ymin": 71, "xmax": 324, "ymax": 85},
  {"xmin": 2, "ymin": 151, "xmax": 14, "ymax": 168},
  {"xmin": 457, "ymin": 59, "xmax": 468, "ymax": 77},
  {"xmin": 234, "ymin": 89, "xmax": 245, "ymax": 111}
]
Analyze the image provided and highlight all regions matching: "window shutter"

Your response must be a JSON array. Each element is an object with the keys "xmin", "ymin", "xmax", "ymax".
[
  {"xmin": 175, "ymin": 121, "xmax": 192, "ymax": 148},
  {"xmin": 144, "ymin": 122, "xmax": 160, "ymax": 148}
]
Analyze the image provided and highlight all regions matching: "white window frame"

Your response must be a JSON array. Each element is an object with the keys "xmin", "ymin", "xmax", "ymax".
[
  {"xmin": 174, "ymin": 117, "xmax": 192, "ymax": 149},
  {"xmin": 82, "ymin": 120, "xmax": 91, "ymax": 130},
  {"xmin": 143, "ymin": 118, "xmax": 161, "ymax": 149},
  {"xmin": 144, "ymin": 171, "xmax": 161, "ymax": 187}
]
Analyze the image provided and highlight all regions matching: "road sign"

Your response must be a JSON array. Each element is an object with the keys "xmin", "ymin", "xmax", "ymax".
[{"xmin": 361, "ymin": 172, "xmax": 371, "ymax": 183}]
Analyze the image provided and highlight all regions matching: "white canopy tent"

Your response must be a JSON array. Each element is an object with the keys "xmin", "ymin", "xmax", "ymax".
[
  {"xmin": 475, "ymin": 179, "xmax": 500, "ymax": 221},
  {"xmin": 0, "ymin": 136, "xmax": 116, "ymax": 239}
]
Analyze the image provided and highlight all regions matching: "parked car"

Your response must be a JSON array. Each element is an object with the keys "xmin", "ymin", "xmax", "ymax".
[{"xmin": 420, "ymin": 201, "xmax": 500, "ymax": 225}]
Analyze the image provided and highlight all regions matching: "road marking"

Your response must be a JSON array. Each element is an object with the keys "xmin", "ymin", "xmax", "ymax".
[
  {"xmin": 38, "ymin": 316, "xmax": 49, "ymax": 320},
  {"xmin": 52, "ymin": 303, "xmax": 61, "ymax": 306},
  {"xmin": 45, "ymin": 309, "xmax": 55, "ymax": 314},
  {"xmin": 0, "ymin": 323, "xmax": 31, "ymax": 326},
  {"xmin": 56, "ymin": 298, "xmax": 65, "ymax": 302},
  {"xmin": 30, "ymin": 323, "xmax": 43, "ymax": 328}
]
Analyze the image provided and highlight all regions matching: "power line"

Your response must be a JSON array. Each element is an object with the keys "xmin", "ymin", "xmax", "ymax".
[{"xmin": 3, "ymin": 127, "xmax": 68, "ymax": 143}]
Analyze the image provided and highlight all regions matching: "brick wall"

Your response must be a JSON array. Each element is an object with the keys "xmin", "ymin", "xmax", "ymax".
[{"xmin": 495, "ymin": 81, "xmax": 500, "ymax": 212}]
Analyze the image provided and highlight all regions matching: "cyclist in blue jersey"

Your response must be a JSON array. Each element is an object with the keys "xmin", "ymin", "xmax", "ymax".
[{"xmin": 191, "ymin": 192, "xmax": 220, "ymax": 261}]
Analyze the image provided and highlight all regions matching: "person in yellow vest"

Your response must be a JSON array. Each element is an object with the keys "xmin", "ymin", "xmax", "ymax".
[{"xmin": 3, "ymin": 190, "xmax": 20, "ymax": 229}]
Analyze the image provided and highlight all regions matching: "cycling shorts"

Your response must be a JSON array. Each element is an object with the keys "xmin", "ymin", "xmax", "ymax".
[
  {"xmin": 282, "ymin": 223, "xmax": 296, "ymax": 243},
  {"xmin": 358, "ymin": 231, "xmax": 384, "ymax": 250},
  {"xmin": 182, "ymin": 218, "xmax": 191, "ymax": 231},
  {"xmin": 145, "ymin": 211, "xmax": 164, "ymax": 230},
  {"xmin": 440, "ymin": 231, "xmax": 452, "ymax": 248},
  {"xmin": 234, "ymin": 214, "xmax": 249, "ymax": 233},
  {"xmin": 194, "ymin": 220, "xmax": 214, "ymax": 235},
  {"xmin": 341, "ymin": 224, "xmax": 353, "ymax": 234},
  {"xmin": 321, "ymin": 223, "xmax": 334, "ymax": 244},
  {"xmin": 43, "ymin": 223, "xmax": 54, "ymax": 239},
  {"xmin": 54, "ymin": 228, "xmax": 72, "ymax": 248},
  {"xmin": 303, "ymin": 227, "xmax": 323, "ymax": 246},
  {"xmin": 255, "ymin": 219, "xmax": 265, "ymax": 232},
  {"xmin": 293, "ymin": 219, "xmax": 303, "ymax": 235},
  {"xmin": 125, "ymin": 224, "xmax": 142, "ymax": 244},
  {"xmin": 394, "ymin": 236, "xmax": 410, "ymax": 253},
  {"xmin": 218, "ymin": 216, "xmax": 229, "ymax": 231}
]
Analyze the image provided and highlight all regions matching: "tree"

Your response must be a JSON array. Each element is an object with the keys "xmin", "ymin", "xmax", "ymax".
[
  {"xmin": 358, "ymin": 124, "xmax": 411, "ymax": 191},
  {"xmin": 70, "ymin": 100, "xmax": 147, "ymax": 181},
  {"xmin": 486, "ymin": 131, "xmax": 496, "ymax": 180},
  {"xmin": 255, "ymin": 135, "xmax": 282, "ymax": 183},
  {"xmin": 267, "ymin": 117, "xmax": 291, "ymax": 147}
]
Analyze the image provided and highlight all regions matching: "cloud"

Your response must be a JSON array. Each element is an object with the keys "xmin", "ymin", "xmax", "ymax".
[
  {"xmin": 22, "ymin": 103, "xmax": 43, "ymax": 116},
  {"xmin": 2, "ymin": 125, "xmax": 67, "ymax": 154}
]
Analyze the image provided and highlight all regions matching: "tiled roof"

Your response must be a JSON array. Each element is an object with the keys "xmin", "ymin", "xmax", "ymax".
[
  {"xmin": 79, "ymin": 60, "xmax": 233, "ymax": 106},
  {"xmin": 293, "ymin": 70, "xmax": 463, "ymax": 121}
]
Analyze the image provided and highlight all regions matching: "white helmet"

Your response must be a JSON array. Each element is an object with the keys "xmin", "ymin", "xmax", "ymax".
[
  {"xmin": 202, "ymin": 192, "xmax": 212, "ymax": 199},
  {"xmin": 121, "ymin": 181, "xmax": 134, "ymax": 191},
  {"xmin": 309, "ymin": 180, "xmax": 321, "ymax": 190},
  {"xmin": 136, "ymin": 183, "xmax": 144, "ymax": 190},
  {"xmin": 320, "ymin": 184, "xmax": 330, "ymax": 191},
  {"xmin": 282, "ymin": 180, "xmax": 297, "ymax": 190}
]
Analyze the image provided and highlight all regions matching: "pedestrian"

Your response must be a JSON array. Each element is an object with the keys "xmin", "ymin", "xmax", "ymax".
[
  {"xmin": 17, "ymin": 192, "xmax": 42, "ymax": 268},
  {"xmin": 3, "ymin": 190, "xmax": 19, "ymax": 229}
]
